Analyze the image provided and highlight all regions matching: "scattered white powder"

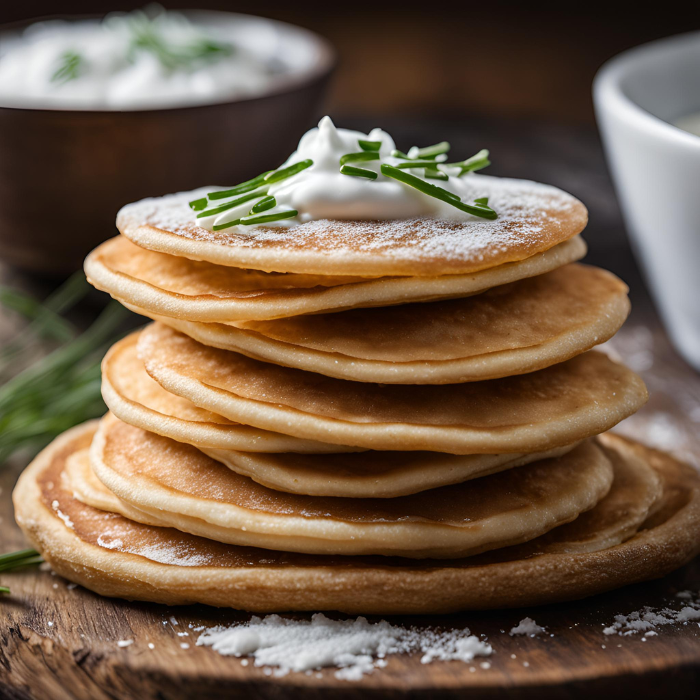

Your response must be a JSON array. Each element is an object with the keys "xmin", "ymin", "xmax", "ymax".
[
  {"xmin": 148, "ymin": 643, "xmax": 155, "ymax": 650},
  {"xmin": 602, "ymin": 591, "xmax": 700, "ymax": 636},
  {"xmin": 509, "ymin": 618, "xmax": 546, "ymax": 637},
  {"xmin": 117, "ymin": 640, "xmax": 133, "ymax": 648},
  {"xmin": 51, "ymin": 500, "xmax": 74, "ymax": 529},
  {"xmin": 196, "ymin": 613, "xmax": 492, "ymax": 681},
  {"xmin": 180, "ymin": 643, "xmax": 190, "ymax": 649}
]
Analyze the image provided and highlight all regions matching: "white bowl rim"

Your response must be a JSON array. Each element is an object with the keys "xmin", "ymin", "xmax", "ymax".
[
  {"xmin": 594, "ymin": 30, "xmax": 700, "ymax": 150},
  {"xmin": 0, "ymin": 9, "xmax": 336, "ymax": 115}
]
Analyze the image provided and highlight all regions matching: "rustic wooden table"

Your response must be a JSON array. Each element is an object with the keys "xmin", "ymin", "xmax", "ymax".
[{"xmin": 1, "ymin": 118, "xmax": 699, "ymax": 699}]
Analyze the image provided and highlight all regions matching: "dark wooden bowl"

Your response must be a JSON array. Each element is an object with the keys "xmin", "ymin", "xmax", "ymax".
[{"xmin": 0, "ymin": 13, "xmax": 335, "ymax": 275}]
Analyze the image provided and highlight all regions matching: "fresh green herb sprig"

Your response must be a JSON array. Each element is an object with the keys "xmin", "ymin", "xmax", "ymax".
[
  {"xmin": 51, "ymin": 50, "xmax": 85, "ymax": 85},
  {"xmin": 0, "ymin": 548, "xmax": 43, "ymax": 593},
  {"xmin": 0, "ymin": 279, "xmax": 130, "ymax": 464}
]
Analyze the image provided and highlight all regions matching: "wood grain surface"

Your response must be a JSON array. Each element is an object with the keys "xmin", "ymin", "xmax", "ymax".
[{"xmin": 1, "ymin": 119, "xmax": 700, "ymax": 699}]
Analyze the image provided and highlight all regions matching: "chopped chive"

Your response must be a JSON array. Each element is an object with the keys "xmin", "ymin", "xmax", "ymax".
[
  {"xmin": 196, "ymin": 189, "xmax": 268, "ymax": 218},
  {"xmin": 424, "ymin": 166, "xmax": 448, "ymax": 181},
  {"xmin": 249, "ymin": 196, "xmax": 276, "ymax": 214},
  {"xmin": 407, "ymin": 141, "xmax": 451, "ymax": 159},
  {"xmin": 212, "ymin": 219, "xmax": 242, "ymax": 231},
  {"xmin": 208, "ymin": 172, "xmax": 272, "ymax": 200},
  {"xmin": 0, "ymin": 586, "xmax": 9, "ymax": 594},
  {"xmin": 240, "ymin": 210, "xmax": 298, "ymax": 226},
  {"xmin": 189, "ymin": 197, "xmax": 207, "ymax": 211},
  {"xmin": 444, "ymin": 149, "xmax": 491, "ymax": 175},
  {"xmin": 339, "ymin": 152, "xmax": 380, "ymax": 166},
  {"xmin": 474, "ymin": 197, "xmax": 489, "ymax": 205},
  {"xmin": 340, "ymin": 165, "xmax": 378, "ymax": 180},
  {"xmin": 264, "ymin": 159, "xmax": 313, "ymax": 184},
  {"xmin": 381, "ymin": 164, "xmax": 497, "ymax": 220},
  {"xmin": 394, "ymin": 160, "xmax": 444, "ymax": 170},
  {"xmin": 390, "ymin": 149, "xmax": 411, "ymax": 159},
  {"xmin": 358, "ymin": 139, "xmax": 382, "ymax": 152}
]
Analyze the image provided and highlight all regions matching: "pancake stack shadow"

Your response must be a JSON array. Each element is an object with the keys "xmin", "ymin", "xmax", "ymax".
[{"xmin": 13, "ymin": 203, "xmax": 700, "ymax": 614}]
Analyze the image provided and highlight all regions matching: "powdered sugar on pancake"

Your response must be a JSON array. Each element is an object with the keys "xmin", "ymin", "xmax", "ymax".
[{"xmin": 117, "ymin": 175, "xmax": 587, "ymax": 276}]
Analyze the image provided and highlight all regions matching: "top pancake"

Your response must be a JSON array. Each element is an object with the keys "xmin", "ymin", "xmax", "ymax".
[{"xmin": 117, "ymin": 176, "xmax": 588, "ymax": 277}]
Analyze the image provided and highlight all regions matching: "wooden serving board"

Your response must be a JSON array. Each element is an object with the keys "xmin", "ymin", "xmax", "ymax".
[{"xmin": 2, "ymin": 314, "xmax": 700, "ymax": 699}]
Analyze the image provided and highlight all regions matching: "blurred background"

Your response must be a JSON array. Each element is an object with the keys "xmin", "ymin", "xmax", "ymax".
[{"xmin": 2, "ymin": 1, "xmax": 698, "ymax": 122}]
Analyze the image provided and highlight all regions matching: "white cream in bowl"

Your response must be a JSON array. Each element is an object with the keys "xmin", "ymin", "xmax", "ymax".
[{"xmin": 0, "ymin": 9, "xmax": 326, "ymax": 111}]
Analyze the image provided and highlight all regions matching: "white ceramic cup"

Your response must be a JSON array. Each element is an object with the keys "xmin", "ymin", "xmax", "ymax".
[{"xmin": 594, "ymin": 31, "xmax": 700, "ymax": 371}]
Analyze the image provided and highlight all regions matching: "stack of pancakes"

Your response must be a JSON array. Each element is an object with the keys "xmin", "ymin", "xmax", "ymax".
[{"xmin": 14, "ymin": 176, "xmax": 700, "ymax": 614}]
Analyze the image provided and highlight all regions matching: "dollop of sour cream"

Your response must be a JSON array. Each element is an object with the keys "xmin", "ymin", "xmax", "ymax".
[{"xmin": 196, "ymin": 117, "xmax": 493, "ymax": 231}]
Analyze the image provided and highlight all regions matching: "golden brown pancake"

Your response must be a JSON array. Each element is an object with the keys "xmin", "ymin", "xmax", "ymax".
[
  {"xmin": 101, "ymin": 333, "xmax": 357, "ymax": 454},
  {"xmin": 138, "ymin": 323, "xmax": 649, "ymax": 454},
  {"xmin": 85, "ymin": 235, "xmax": 586, "ymax": 322},
  {"xmin": 148, "ymin": 264, "xmax": 629, "ymax": 384},
  {"xmin": 88, "ymin": 415, "xmax": 613, "ymax": 559},
  {"xmin": 116, "ymin": 176, "xmax": 588, "ymax": 276},
  {"xmin": 200, "ymin": 444, "xmax": 576, "ymax": 498},
  {"xmin": 14, "ymin": 423, "xmax": 700, "ymax": 613}
]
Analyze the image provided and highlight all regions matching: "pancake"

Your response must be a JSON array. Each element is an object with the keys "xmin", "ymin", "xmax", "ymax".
[
  {"xmin": 101, "ymin": 334, "xmax": 356, "ymax": 454},
  {"xmin": 116, "ymin": 175, "xmax": 588, "ymax": 277},
  {"xmin": 147, "ymin": 264, "xmax": 629, "ymax": 384},
  {"xmin": 85, "ymin": 235, "xmax": 587, "ymax": 322},
  {"xmin": 501, "ymin": 436, "xmax": 663, "ymax": 556},
  {"xmin": 138, "ymin": 323, "xmax": 649, "ymax": 454},
  {"xmin": 14, "ymin": 423, "xmax": 700, "ymax": 613},
  {"xmin": 67, "ymin": 434, "xmax": 656, "ymax": 553},
  {"xmin": 90, "ymin": 415, "xmax": 613, "ymax": 559},
  {"xmin": 200, "ymin": 445, "xmax": 576, "ymax": 498}
]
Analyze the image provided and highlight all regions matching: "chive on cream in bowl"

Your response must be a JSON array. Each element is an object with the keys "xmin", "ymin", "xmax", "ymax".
[
  {"xmin": 594, "ymin": 31, "xmax": 700, "ymax": 371},
  {"xmin": 0, "ymin": 8, "xmax": 334, "ymax": 273}
]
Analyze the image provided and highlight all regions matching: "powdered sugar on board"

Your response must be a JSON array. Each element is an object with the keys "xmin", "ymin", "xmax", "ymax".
[
  {"xmin": 116, "ymin": 175, "xmax": 585, "ymax": 273},
  {"xmin": 196, "ymin": 613, "xmax": 492, "ymax": 681},
  {"xmin": 602, "ymin": 590, "xmax": 700, "ymax": 637}
]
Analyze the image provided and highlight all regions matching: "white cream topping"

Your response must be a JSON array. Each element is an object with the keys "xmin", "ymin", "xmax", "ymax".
[
  {"xmin": 195, "ymin": 117, "xmax": 496, "ymax": 232},
  {"xmin": 0, "ymin": 11, "xmax": 289, "ymax": 110}
]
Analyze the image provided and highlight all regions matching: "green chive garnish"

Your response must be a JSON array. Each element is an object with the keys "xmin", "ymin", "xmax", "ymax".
[
  {"xmin": 474, "ymin": 197, "xmax": 489, "ymax": 205},
  {"xmin": 394, "ymin": 161, "xmax": 445, "ymax": 170},
  {"xmin": 381, "ymin": 164, "xmax": 497, "ymax": 219},
  {"xmin": 208, "ymin": 172, "xmax": 272, "ymax": 201},
  {"xmin": 250, "ymin": 196, "xmax": 276, "ymax": 214},
  {"xmin": 51, "ymin": 50, "xmax": 84, "ymax": 85},
  {"xmin": 196, "ymin": 189, "xmax": 268, "ymax": 218},
  {"xmin": 390, "ymin": 149, "xmax": 411, "ymax": 159},
  {"xmin": 264, "ymin": 160, "xmax": 313, "ymax": 184},
  {"xmin": 424, "ymin": 166, "xmax": 448, "ymax": 181},
  {"xmin": 407, "ymin": 141, "xmax": 451, "ymax": 159},
  {"xmin": 240, "ymin": 210, "xmax": 298, "ymax": 225},
  {"xmin": 212, "ymin": 219, "xmax": 241, "ymax": 231},
  {"xmin": 358, "ymin": 139, "xmax": 382, "ymax": 152},
  {"xmin": 340, "ymin": 165, "xmax": 378, "ymax": 180},
  {"xmin": 339, "ymin": 152, "xmax": 380, "ymax": 166},
  {"xmin": 444, "ymin": 149, "xmax": 491, "ymax": 175},
  {"xmin": 189, "ymin": 197, "xmax": 208, "ymax": 211},
  {"xmin": 0, "ymin": 587, "xmax": 9, "ymax": 594}
]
